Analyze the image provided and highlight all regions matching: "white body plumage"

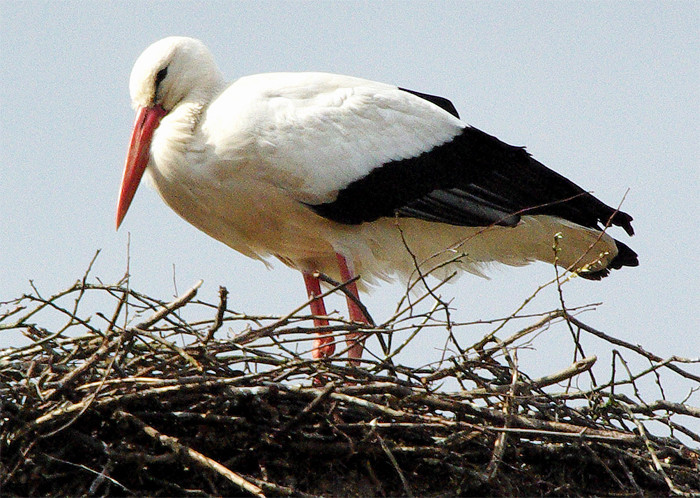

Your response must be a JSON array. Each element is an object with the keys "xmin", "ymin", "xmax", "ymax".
[{"xmin": 120, "ymin": 38, "xmax": 634, "ymax": 293}]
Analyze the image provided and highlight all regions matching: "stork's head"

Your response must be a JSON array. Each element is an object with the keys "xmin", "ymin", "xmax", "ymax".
[
  {"xmin": 116, "ymin": 37, "xmax": 224, "ymax": 229},
  {"xmin": 129, "ymin": 36, "xmax": 222, "ymax": 112}
]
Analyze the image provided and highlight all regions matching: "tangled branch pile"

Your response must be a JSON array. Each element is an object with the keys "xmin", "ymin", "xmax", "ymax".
[{"xmin": 1, "ymin": 267, "xmax": 698, "ymax": 496}]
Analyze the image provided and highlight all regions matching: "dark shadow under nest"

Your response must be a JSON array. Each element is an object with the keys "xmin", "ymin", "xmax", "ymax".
[{"xmin": 1, "ymin": 261, "xmax": 698, "ymax": 497}]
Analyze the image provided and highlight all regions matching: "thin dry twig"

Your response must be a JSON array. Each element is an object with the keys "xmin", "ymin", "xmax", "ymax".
[
  {"xmin": 115, "ymin": 410, "xmax": 265, "ymax": 497},
  {"xmin": 1, "ymin": 271, "xmax": 698, "ymax": 496}
]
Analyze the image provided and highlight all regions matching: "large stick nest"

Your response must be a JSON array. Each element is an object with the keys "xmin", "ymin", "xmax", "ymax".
[{"xmin": 1, "ymin": 260, "xmax": 699, "ymax": 496}]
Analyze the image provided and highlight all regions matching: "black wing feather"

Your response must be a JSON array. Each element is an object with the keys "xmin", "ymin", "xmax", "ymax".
[
  {"xmin": 309, "ymin": 125, "xmax": 634, "ymax": 237},
  {"xmin": 398, "ymin": 88, "xmax": 460, "ymax": 119}
]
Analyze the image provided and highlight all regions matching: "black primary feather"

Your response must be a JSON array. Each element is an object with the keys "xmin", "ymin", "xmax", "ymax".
[{"xmin": 307, "ymin": 89, "xmax": 638, "ymax": 274}]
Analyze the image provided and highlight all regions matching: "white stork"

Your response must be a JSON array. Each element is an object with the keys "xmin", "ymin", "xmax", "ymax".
[{"xmin": 116, "ymin": 37, "xmax": 638, "ymax": 362}]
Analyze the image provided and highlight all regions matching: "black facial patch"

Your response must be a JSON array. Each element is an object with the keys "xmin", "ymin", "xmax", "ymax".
[{"xmin": 155, "ymin": 66, "xmax": 168, "ymax": 89}]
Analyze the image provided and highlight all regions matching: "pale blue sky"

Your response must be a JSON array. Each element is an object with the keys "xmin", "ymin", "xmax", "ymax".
[{"xmin": 1, "ymin": 2, "xmax": 698, "ymax": 418}]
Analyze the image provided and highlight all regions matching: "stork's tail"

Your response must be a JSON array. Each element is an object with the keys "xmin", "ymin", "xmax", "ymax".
[{"xmin": 579, "ymin": 239, "xmax": 639, "ymax": 280}]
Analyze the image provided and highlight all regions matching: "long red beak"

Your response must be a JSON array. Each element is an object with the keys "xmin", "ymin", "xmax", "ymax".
[{"xmin": 116, "ymin": 105, "xmax": 168, "ymax": 229}]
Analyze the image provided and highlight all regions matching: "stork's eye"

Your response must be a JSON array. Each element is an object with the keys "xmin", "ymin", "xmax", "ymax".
[{"xmin": 155, "ymin": 66, "xmax": 168, "ymax": 89}]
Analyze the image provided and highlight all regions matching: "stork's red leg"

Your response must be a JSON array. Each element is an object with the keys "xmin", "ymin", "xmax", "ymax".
[
  {"xmin": 335, "ymin": 254, "xmax": 371, "ymax": 362},
  {"xmin": 302, "ymin": 271, "xmax": 335, "ymax": 358}
]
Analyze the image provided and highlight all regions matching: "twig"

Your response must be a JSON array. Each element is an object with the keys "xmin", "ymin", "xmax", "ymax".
[
  {"xmin": 459, "ymin": 356, "xmax": 597, "ymax": 396},
  {"xmin": 42, "ymin": 454, "xmax": 130, "ymax": 494},
  {"xmin": 205, "ymin": 286, "xmax": 228, "ymax": 342},
  {"xmin": 115, "ymin": 410, "xmax": 266, "ymax": 497},
  {"xmin": 276, "ymin": 382, "xmax": 338, "ymax": 434},
  {"xmin": 567, "ymin": 314, "xmax": 700, "ymax": 384},
  {"xmin": 484, "ymin": 339, "xmax": 518, "ymax": 481},
  {"xmin": 134, "ymin": 280, "xmax": 203, "ymax": 330},
  {"xmin": 2, "ymin": 273, "xmax": 698, "ymax": 496},
  {"xmin": 619, "ymin": 403, "xmax": 692, "ymax": 496},
  {"xmin": 371, "ymin": 420, "xmax": 414, "ymax": 497}
]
